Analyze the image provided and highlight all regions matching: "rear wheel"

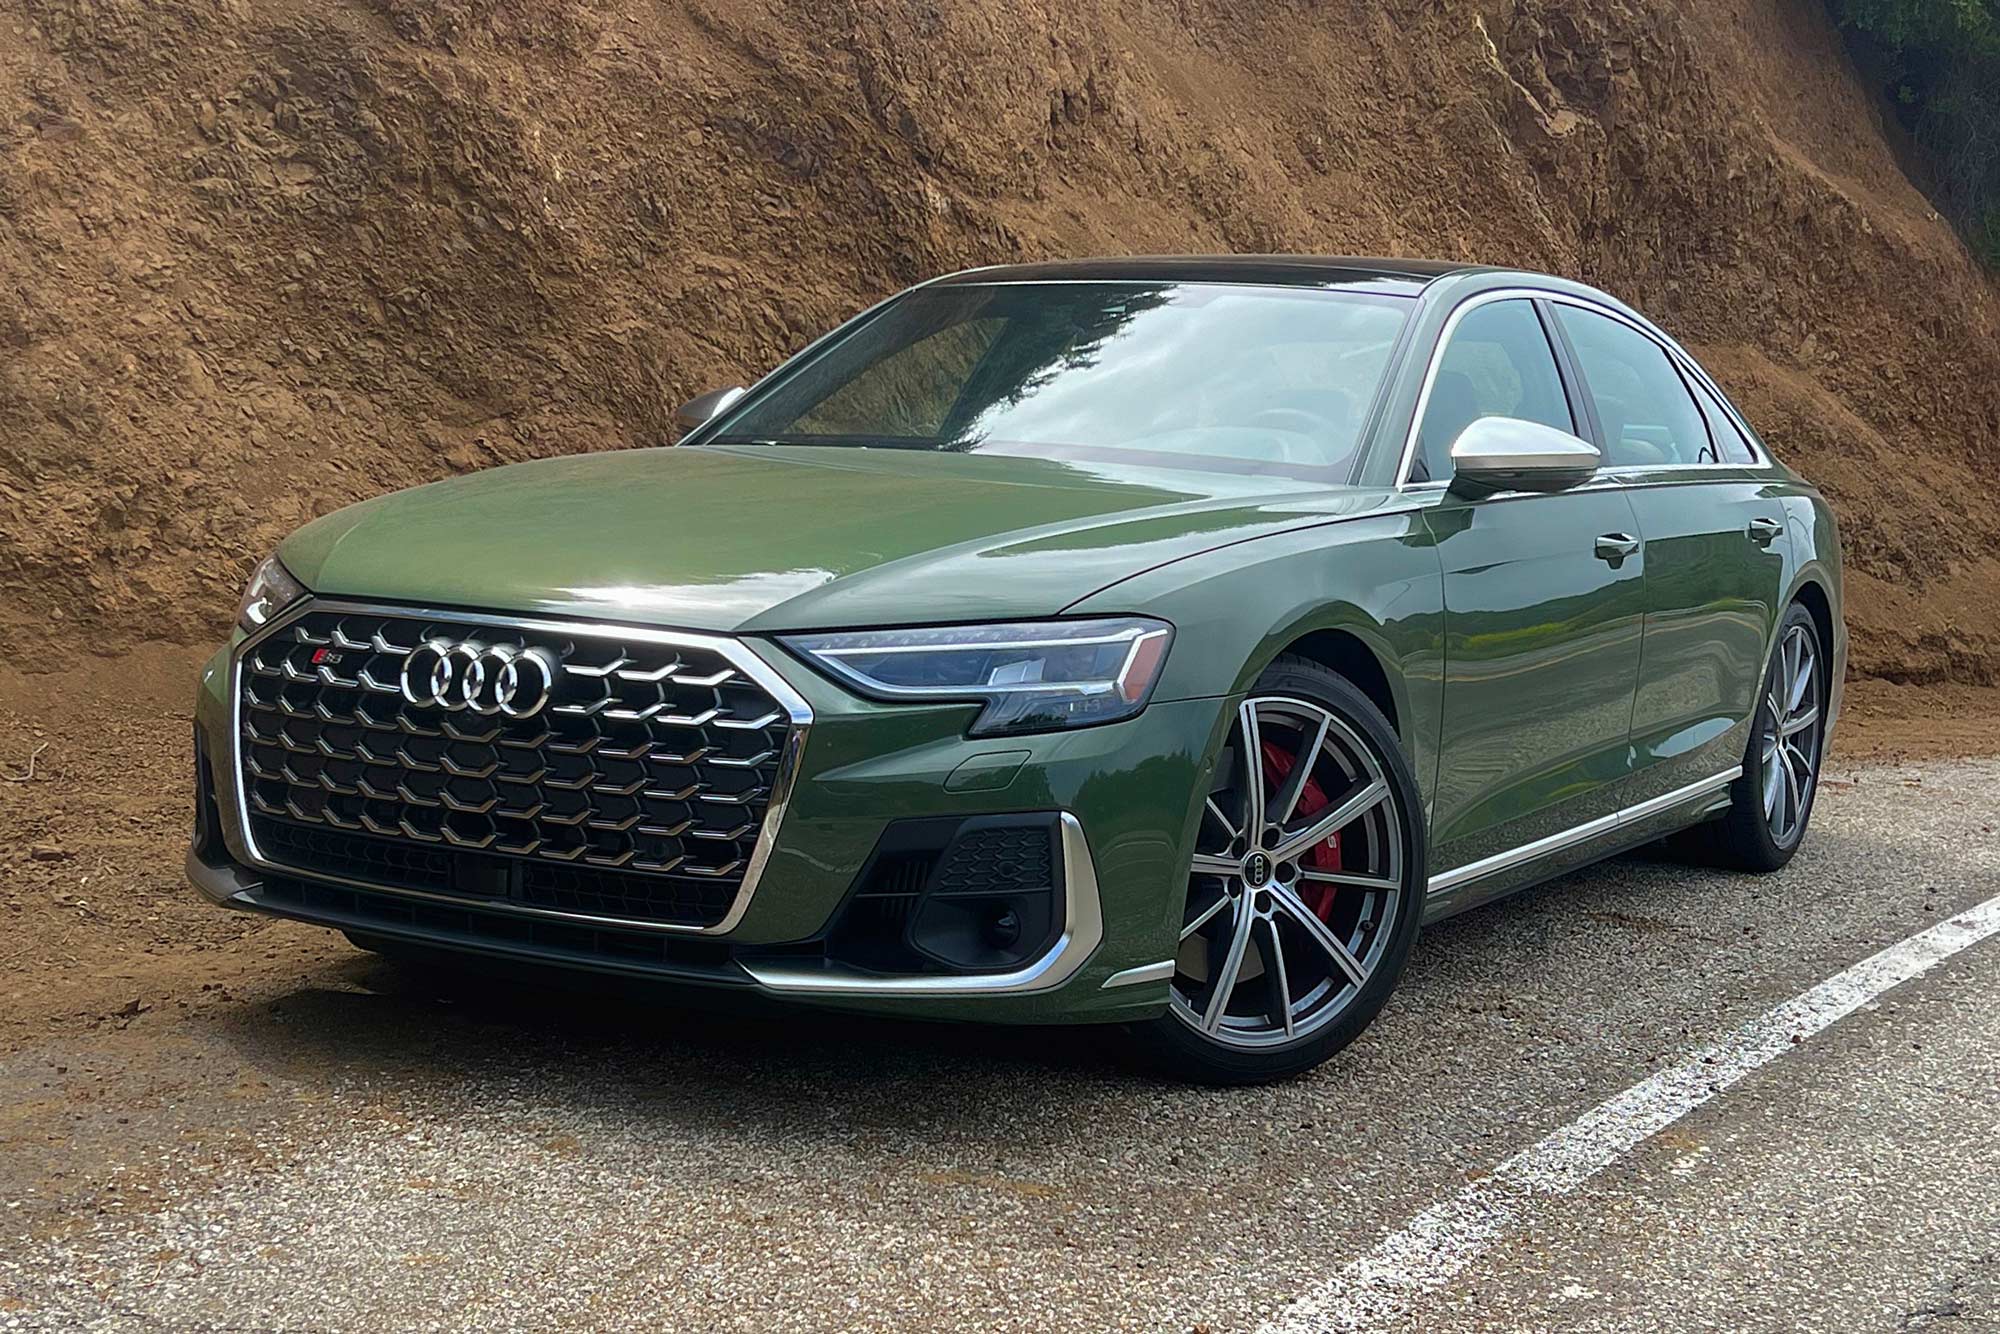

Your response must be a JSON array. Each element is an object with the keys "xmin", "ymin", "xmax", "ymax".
[
  {"xmin": 1135, "ymin": 658, "xmax": 1425, "ymax": 1084},
  {"xmin": 1693, "ymin": 603, "xmax": 1827, "ymax": 871}
]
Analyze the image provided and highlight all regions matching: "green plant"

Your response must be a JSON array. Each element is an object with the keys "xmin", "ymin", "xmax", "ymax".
[
  {"xmin": 1832, "ymin": 0, "xmax": 2000, "ymax": 52},
  {"xmin": 1831, "ymin": 0, "xmax": 2000, "ymax": 268},
  {"xmin": 1975, "ymin": 209, "xmax": 2000, "ymax": 270}
]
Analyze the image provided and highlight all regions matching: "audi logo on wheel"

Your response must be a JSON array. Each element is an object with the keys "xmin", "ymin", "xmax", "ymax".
[{"xmin": 399, "ymin": 639, "xmax": 559, "ymax": 718}]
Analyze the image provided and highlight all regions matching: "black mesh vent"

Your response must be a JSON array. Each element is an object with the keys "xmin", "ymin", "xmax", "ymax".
[
  {"xmin": 237, "ymin": 608, "xmax": 794, "ymax": 928},
  {"xmin": 931, "ymin": 824, "xmax": 1055, "ymax": 898},
  {"xmin": 821, "ymin": 814, "xmax": 1064, "ymax": 975}
]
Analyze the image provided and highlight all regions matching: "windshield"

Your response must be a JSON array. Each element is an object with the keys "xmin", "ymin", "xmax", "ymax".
[{"xmin": 706, "ymin": 282, "xmax": 1412, "ymax": 484}]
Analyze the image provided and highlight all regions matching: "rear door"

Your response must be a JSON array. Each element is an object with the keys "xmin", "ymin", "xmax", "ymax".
[
  {"xmin": 1411, "ymin": 297, "xmax": 1647, "ymax": 877},
  {"xmin": 1549, "ymin": 304, "xmax": 1790, "ymax": 803}
]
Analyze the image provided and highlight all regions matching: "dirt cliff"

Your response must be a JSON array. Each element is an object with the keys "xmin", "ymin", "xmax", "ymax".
[{"xmin": 3, "ymin": 0, "xmax": 1996, "ymax": 682}]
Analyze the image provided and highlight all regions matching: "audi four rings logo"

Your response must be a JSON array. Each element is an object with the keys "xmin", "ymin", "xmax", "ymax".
[{"xmin": 399, "ymin": 639, "xmax": 559, "ymax": 718}]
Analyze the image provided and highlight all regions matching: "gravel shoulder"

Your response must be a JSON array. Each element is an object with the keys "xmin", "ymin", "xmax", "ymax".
[
  {"xmin": 2, "ymin": 687, "xmax": 1995, "ymax": 1329},
  {"xmin": 1399, "ymin": 955, "xmax": 2000, "ymax": 1333}
]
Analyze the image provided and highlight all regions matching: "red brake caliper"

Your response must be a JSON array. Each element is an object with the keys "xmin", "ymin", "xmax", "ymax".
[{"xmin": 1260, "ymin": 741, "xmax": 1342, "ymax": 923}]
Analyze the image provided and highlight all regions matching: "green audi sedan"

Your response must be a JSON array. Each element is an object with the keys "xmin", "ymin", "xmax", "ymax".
[{"xmin": 188, "ymin": 257, "xmax": 1843, "ymax": 1082}]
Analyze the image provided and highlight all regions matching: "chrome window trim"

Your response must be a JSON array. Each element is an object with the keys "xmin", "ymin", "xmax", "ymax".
[
  {"xmin": 1393, "ymin": 287, "xmax": 1770, "ymax": 490},
  {"xmin": 1426, "ymin": 765, "xmax": 1741, "ymax": 896},
  {"xmin": 226, "ymin": 596, "xmax": 815, "ymax": 937},
  {"xmin": 1397, "ymin": 464, "xmax": 1771, "ymax": 500},
  {"xmin": 740, "ymin": 812, "xmax": 1104, "ymax": 996}
]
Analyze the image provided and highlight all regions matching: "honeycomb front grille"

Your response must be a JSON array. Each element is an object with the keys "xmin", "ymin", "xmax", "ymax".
[{"xmin": 236, "ymin": 606, "xmax": 800, "ymax": 929}]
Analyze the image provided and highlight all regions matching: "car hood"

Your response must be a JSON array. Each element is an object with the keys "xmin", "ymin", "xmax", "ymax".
[{"xmin": 279, "ymin": 445, "xmax": 1395, "ymax": 633}]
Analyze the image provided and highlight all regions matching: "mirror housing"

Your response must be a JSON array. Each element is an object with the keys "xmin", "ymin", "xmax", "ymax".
[
  {"xmin": 1446, "ymin": 416, "xmax": 1601, "ymax": 496},
  {"xmin": 672, "ymin": 385, "xmax": 748, "ymax": 433}
]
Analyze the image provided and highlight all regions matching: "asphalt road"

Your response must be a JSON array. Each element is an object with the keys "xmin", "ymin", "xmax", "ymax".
[{"xmin": 3, "ymin": 756, "xmax": 1997, "ymax": 1332}]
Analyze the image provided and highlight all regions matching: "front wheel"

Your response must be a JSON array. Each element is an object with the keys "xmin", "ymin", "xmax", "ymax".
[{"xmin": 1134, "ymin": 658, "xmax": 1426, "ymax": 1084}]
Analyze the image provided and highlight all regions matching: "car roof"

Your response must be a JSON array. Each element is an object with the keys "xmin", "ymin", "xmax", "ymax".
[{"xmin": 930, "ymin": 255, "xmax": 1504, "ymax": 293}]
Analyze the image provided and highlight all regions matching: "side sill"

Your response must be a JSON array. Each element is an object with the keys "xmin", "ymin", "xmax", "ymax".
[{"xmin": 1427, "ymin": 766, "xmax": 1742, "ymax": 899}]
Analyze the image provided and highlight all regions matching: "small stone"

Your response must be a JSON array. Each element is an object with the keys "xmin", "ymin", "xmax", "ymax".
[{"xmin": 29, "ymin": 843, "xmax": 69, "ymax": 862}]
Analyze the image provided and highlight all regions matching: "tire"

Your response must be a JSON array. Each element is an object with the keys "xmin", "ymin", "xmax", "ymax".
[
  {"xmin": 1693, "ymin": 603, "xmax": 1828, "ymax": 872},
  {"xmin": 1133, "ymin": 656, "xmax": 1427, "ymax": 1085}
]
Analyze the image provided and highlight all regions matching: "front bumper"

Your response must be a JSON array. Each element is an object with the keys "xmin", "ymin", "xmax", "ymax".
[{"xmin": 192, "ymin": 624, "xmax": 1226, "ymax": 1025}]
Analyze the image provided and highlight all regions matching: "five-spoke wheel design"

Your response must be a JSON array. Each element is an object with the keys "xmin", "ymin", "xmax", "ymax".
[
  {"xmin": 1760, "ymin": 621, "xmax": 1823, "ymax": 848},
  {"xmin": 1170, "ymin": 695, "xmax": 1408, "ymax": 1049}
]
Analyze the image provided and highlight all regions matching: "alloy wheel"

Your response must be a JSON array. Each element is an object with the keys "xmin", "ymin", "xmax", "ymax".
[
  {"xmin": 1170, "ymin": 696, "xmax": 1408, "ymax": 1049},
  {"xmin": 1760, "ymin": 624, "xmax": 1823, "ymax": 847}
]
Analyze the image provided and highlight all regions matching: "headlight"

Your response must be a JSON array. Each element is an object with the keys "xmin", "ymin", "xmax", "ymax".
[
  {"xmin": 782, "ymin": 617, "xmax": 1174, "ymax": 736},
  {"xmin": 236, "ymin": 554, "xmax": 307, "ymax": 632}
]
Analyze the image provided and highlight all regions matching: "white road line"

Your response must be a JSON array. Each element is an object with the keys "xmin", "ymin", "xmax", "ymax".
[{"xmin": 1262, "ymin": 890, "xmax": 2000, "ymax": 1334}]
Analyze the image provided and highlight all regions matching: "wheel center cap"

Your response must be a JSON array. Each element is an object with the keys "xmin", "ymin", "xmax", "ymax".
[{"xmin": 1243, "ymin": 852, "xmax": 1272, "ymax": 884}]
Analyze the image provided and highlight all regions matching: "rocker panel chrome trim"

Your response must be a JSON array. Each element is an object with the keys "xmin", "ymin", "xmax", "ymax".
[{"xmin": 1427, "ymin": 766, "xmax": 1742, "ymax": 896}]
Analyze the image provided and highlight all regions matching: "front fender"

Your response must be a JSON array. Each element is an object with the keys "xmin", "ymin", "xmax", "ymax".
[{"xmin": 1063, "ymin": 507, "xmax": 1446, "ymax": 810}]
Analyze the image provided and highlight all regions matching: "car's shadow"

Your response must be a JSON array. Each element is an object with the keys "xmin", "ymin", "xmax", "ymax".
[
  {"xmin": 198, "ymin": 836, "xmax": 1805, "ymax": 1140},
  {"xmin": 209, "ymin": 936, "xmax": 1157, "ymax": 1122}
]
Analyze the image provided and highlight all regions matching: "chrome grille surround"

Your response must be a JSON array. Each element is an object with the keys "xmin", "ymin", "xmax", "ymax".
[{"xmin": 228, "ymin": 598, "xmax": 813, "ymax": 934}]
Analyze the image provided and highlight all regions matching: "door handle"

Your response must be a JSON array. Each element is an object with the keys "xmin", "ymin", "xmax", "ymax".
[
  {"xmin": 1748, "ymin": 516, "xmax": 1784, "ymax": 546},
  {"xmin": 1594, "ymin": 533, "xmax": 1640, "ymax": 565}
]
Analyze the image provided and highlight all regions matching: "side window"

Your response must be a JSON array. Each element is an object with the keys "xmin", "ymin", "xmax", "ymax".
[
  {"xmin": 1413, "ymin": 300, "xmax": 1573, "ymax": 484},
  {"xmin": 1553, "ymin": 306, "xmax": 1713, "ymax": 467},
  {"xmin": 1687, "ymin": 374, "xmax": 1760, "ymax": 464},
  {"xmin": 794, "ymin": 318, "xmax": 1003, "ymax": 437}
]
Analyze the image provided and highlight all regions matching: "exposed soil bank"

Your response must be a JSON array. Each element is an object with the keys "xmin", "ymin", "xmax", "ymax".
[{"xmin": 1, "ymin": 0, "xmax": 1996, "ymax": 683}]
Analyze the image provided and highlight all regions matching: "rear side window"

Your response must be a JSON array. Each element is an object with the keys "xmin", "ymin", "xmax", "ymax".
[
  {"xmin": 1412, "ymin": 299, "xmax": 1573, "ymax": 484},
  {"xmin": 1687, "ymin": 375, "xmax": 1760, "ymax": 464},
  {"xmin": 1554, "ymin": 306, "xmax": 1712, "ymax": 467}
]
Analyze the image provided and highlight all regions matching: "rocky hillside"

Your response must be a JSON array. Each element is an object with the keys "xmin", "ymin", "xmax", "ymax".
[{"xmin": 3, "ymin": 0, "xmax": 1995, "ymax": 682}]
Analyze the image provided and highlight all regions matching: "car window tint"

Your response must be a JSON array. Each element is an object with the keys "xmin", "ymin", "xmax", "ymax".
[
  {"xmin": 1554, "ymin": 306, "xmax": 1713, "ymax": 467},
  {"xmin": 1687, "ymin": 374, "xmax": 1760, "ymax": 464},
  {"xmin": 795, "ymin": 318, "xmax": 1004, "ymax": 437},
  {"xmin": 1413, "ymin": 300, "xmax": 1572, "ymax": 484}
]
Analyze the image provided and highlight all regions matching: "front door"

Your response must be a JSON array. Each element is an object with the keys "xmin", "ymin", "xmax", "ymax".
[
  {"xmin": 1406, "ymin": 296, "xmax": 1646, "ymax": 878},
  {"xmin": 1422, "ymin": 487, "xmax": 1647, "ymax": 874}
]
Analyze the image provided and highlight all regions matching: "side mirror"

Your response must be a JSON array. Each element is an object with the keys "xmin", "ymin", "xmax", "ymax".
[
  {"xmin": 672, "ymin": 385, "xmax": 747, "ymax": 433},
  {"xmin": 1446, "ymin": 416, "xmax": 1600, "ymax": 496}
]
